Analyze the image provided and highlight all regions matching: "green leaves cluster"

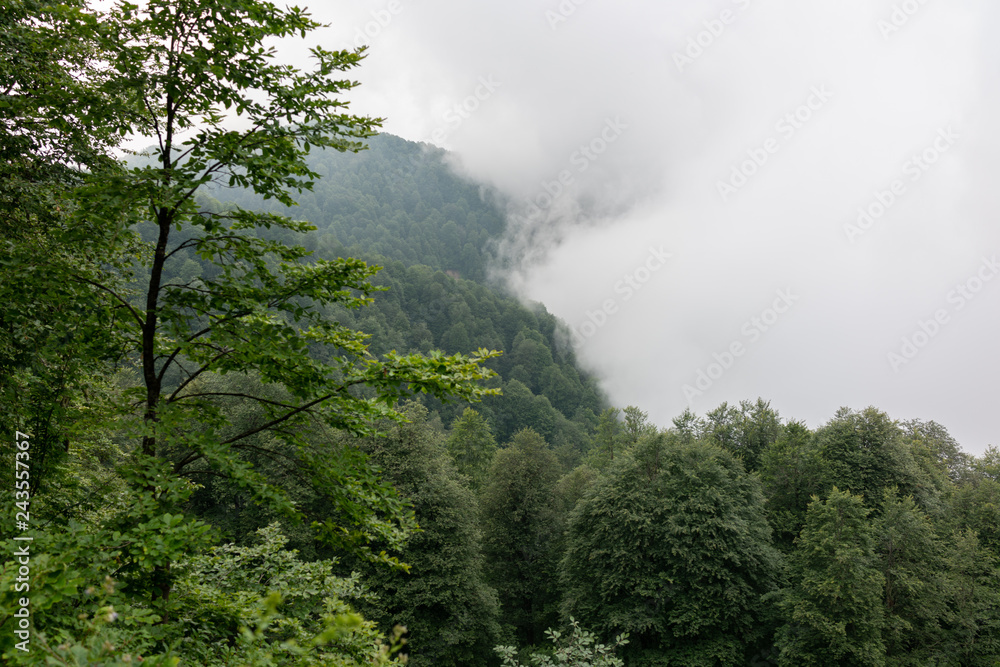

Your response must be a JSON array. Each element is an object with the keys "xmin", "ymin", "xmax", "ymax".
[
  {"xmin": 495, "ymin": 618, "xmax": 628, "ymax": 667},
  {"xmin": 561, "ymin": 432, "xmax": 783, "ymax": 666}
]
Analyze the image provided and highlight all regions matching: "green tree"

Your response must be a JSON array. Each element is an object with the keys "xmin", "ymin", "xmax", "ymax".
[
  {"xmin": 445, "ymin": 407, "xmax": 498, "ymax": 492},
  {"xmin": 585, "ymin": 407, "xmax": 623, "ymax": 469},
  {"xmin": 949, "ymin": 446, "xmax": 1000, "ymax": 558},
  {"xmin": 0, "ymin": 0, "xmax": 132, "ymax": 493},
  {"xmin": 495, "ymin": 618, "xmax": 629, "ymax": 667},
  {"xmin": 813, "ymin": 407, "xmax": 927, "ymax": 511},
  {"xmin": 671, "ymin": 407, "xmax": 704, "ymax": 443},
  {"xmin": 704, "ymin": 399, "xmax": 781, "ymax": 472},
  {"xmin": 64, "ymin": 0, "xmax": 499, "ymax": 600},
  {"xmin": 758, "ymin": 421, "xmax": 824, "ymax": 550},
  {"xmin": 488, "ymin": 379, "xmax": 557, "ymax": 443},
  {"xmin": 776, "ymin": 488, "xmax": 886, "ymax": 667},
  {"xmin": 1, "ymin": 1, "xmax": 499, "ymax": 658},
  {"xmin": 875, "ymin": 490, "xmax": 948, "ymax": 664},
  {"xmin": 622, "ymin": 405, "xmax": 656, "ymax": 445},
  {"xmin": 937, "ymin": 529, "xmax": 1000, "ymax": 664},
  {"xmin": 348, "ymin": 403, "xmax": 501, "ymax": 666},
  {"xmin": 561, "ymin": 433, "xmax": 782, "ymax": 666},
  {"xmin": 899, "ymin": 419, "xmax": 972, "ymax": 490},
  {"xmin": 481, "ymin": 429, "xmax": 563, "ymax": 646}
]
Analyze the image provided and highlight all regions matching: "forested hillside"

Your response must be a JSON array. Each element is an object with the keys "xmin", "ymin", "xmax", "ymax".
[
  {"xmin": 215, "ymin": 133, "xmax": 504, "ymax": 282},
  {"xmin": 2, "ymin": 1, "xmax": 1000, "ymax": 666},
  {"xmin": 161, "ymin": 131, "xmax": 608, "ymax": 452}
]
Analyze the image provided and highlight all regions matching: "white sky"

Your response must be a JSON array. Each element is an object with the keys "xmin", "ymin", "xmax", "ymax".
[{"xmin": 278, "ymin": 0, "xmax": 998, "ymax": 455}]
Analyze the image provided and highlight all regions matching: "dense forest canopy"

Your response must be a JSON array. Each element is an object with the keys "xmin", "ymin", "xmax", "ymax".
[{"xmin": 2, "ymin": 1, "xmax": 999, "ymax": 666}]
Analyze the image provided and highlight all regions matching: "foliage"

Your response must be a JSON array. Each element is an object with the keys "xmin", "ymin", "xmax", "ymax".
[
  {"xmin": 0, "ymin": 0, "xmax": 134, "ymax": 493},
  {"xmin": 759, "ymin": 421, "xmax": 824, "ymax": 550},
  {"xmin": 5, "ymin": 2, "xmax": 1000, "ymax": 660},
  {"xmin": 561, "ymin": 432, "xmax": 783, "ymax": 666},
  {"xmin": 495, "ymin": 618, "xmax": 628, "ymax": 667},
  {"xmin": 936, "ymin": 529, "xmax": 1000, "ymax": 665},
  {"xmin": 445, "ymin": 407, "xmax": 498, "ymax": 492},
  {"xmin": 813, "ymin": 407, "xmax": 930, "ymax": 511},
  {"xmin": 201, "ymin": 133, "xmax": 608, "ymax": 446},
  {"xmin": 704, "ymin": 398, "xmax": 782, "ymax": 472},
  {"xmin": 168, "ymin": 522, "xmax": 406, "ymax": 666},
  {"xmin": 481, "ymin": 429, "xmax": 564, "ymax": 647},
  {"xmin": 875, "ymin": 489, "xmax": 947, "ymax": 664},
  {"xmin": 215, "ymin": 133, "xmax": 505, "ymax": 282},
  {"xmin": 585, "ymin": 408, "xmax": 624, "ymax": 470},
  {"xmin": 2, "ymin": 0, "xmax": 504, "ymax": 663},
  {"xmin": 0, "ymin": 507, "xmax": 177, "ymax": 663},
  {"xmin": 53, "ymin": 0, "xmax": 501, "ymax": 604},
  {"xmin": 776, "ymin": 487, "xmax": 886, "ymax": 666},
  {"xmin": 0, "ymin": 0, "xmax": 124, "ymax": 170},
  {"xmin": 345, "ymin": 403, "xmax": 501, "ymax": 666}
]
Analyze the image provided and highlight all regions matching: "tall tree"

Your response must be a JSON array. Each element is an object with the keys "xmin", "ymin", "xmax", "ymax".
[
  {"xmin": 758, "ymin": 421, "xmax": 824, "ymax": 551},
  {"xmin": 0, "ymin": 0, "xmax": 132, "ymax": 493},
  {"xmin": 704, "ymin": 398, "xmax": 781, "ymax": 472},
  {"xmin": 445, "ymin": 407, "xmax": 498, "ymax": 492},
  {"xmin": 349, "ymin": 403, "xmax": 501, "ymax": 666},
  {"xmin": 586, "ymin": 407, "xmax": 623, "ymax": 469},
  {"xmin": 81, "ymin": 0, "xmax": 497, "ymax": 595},
  {"xmin": 1, "ymin": 0, "xmax": 500, "ymax": 637},
  {"xmin": 561, "ymin": 433, "xmax": 782, "ymax": 666},
  {"xmin": 622, "ymin": 405, "xmax": 657, "ymax": 445},
  {"xmin": 937, "ymin": 529, "xmax": 1000, "ymax": 664},
  {"xmin": 875, "ymin": 490, "xmax": 948, "ymax": 664},
  {"xmin": 776, "ymin": 488, "xmax": 886, "ymax": 667},
  {"xmin": 813, "ymin": 407, "xmax": 928, "ymax": 511},
  {"xmin": 481, "ymin": 429, "xmax": 563, "ymax": 646}
]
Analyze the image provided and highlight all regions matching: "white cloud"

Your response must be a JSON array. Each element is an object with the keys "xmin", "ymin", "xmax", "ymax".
[{"xmin": 297, "ymin": 0, "xmax": 998, "ymax": 454}]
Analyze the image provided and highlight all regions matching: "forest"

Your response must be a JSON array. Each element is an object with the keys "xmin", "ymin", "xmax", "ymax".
[{"xmin": 2, "ymin": 1, "xmax": 999, "ymax": 665}]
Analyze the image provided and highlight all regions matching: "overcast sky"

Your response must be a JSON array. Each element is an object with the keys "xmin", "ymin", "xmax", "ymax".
[{"xmin": 285, "ymin": 0, "xmax": 998, "ymax": 455}]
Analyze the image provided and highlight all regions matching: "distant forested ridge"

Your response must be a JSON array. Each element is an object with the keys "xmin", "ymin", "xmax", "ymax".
[
  {"xmin": 182, "ymin": 132, "xmax": 608, "ymax": 450},
  {"xmin": 214, "ymin": 133, "xmax": 505, "ymax": 282}
]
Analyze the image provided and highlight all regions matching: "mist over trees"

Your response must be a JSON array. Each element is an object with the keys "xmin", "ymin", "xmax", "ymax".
[{"xmin": 2, "ymin": 1, "xmax": 1000, "ymax": 665}]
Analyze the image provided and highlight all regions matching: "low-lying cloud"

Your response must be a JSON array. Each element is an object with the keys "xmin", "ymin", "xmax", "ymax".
[{"xmin": 298, "ymin": 0, "xmax": 999, "ymax": 454}]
